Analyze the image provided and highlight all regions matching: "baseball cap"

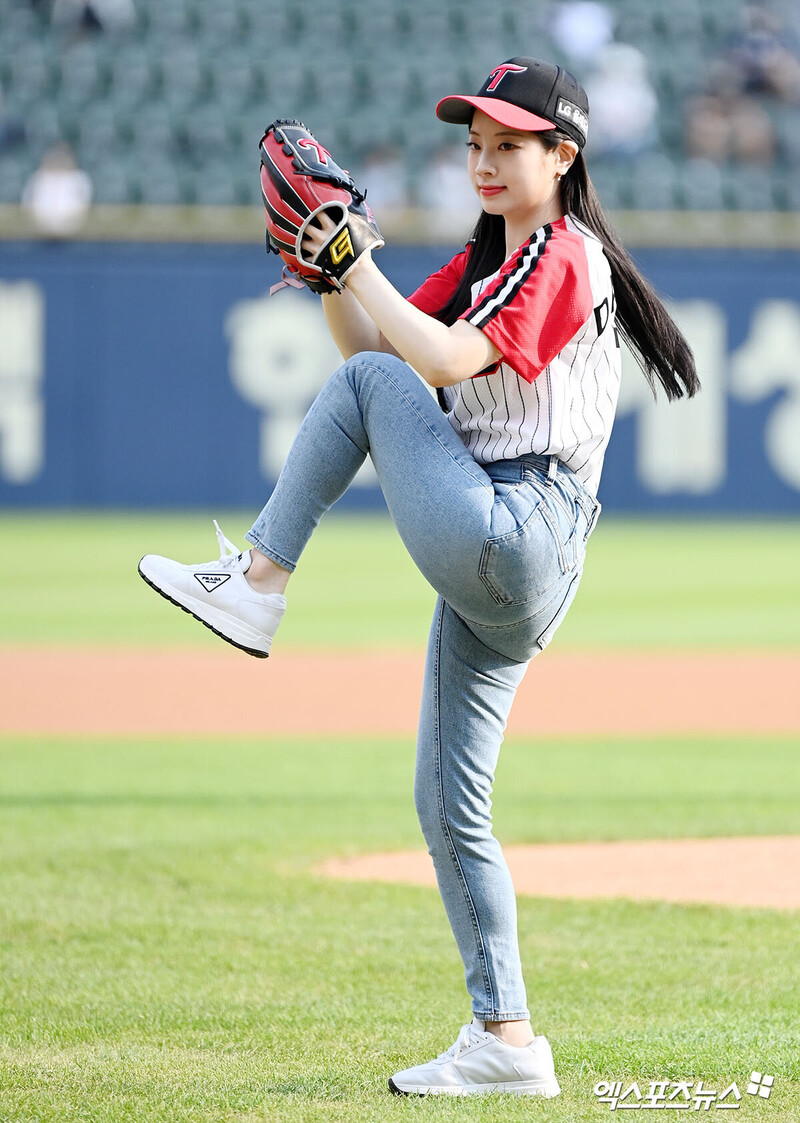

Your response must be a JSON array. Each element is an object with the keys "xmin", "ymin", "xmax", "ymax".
[{"xmin": 436, "ymin": 57, "xmax": 589, "ymax": 149}]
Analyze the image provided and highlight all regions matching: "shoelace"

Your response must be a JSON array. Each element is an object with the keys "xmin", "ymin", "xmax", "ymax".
[
  {"xmin": 435, "ymin": 1023, "xmax": 483, "ymax": 1064},
  {"xmin": 213, "ymin": 519, "xmax": 244, "ymax": 568}
]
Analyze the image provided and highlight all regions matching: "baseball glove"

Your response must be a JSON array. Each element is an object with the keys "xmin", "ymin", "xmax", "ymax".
[{"xmin": 259, "ymin": 119, "xmax": 384, "ymax": 294}]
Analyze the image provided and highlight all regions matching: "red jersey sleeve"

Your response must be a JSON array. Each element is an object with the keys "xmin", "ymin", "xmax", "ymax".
[
  {"xmin": 407, "ymin": 245, "xmax": 472, "ymax": 317},
  {"xmin": 460, "ymin": 219, "xmax": 594, "ymax": 383}
]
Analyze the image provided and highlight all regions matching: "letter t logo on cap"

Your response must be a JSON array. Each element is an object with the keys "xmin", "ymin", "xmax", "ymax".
[{"xmin": 485, "ymin": 63, "xmax": 527, "ymax": 91}]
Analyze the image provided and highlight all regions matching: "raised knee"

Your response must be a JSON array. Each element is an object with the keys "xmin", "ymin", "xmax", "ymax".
[{"xmin": 339, "ymin": 350, "xmax": 408, "ymax": 383}]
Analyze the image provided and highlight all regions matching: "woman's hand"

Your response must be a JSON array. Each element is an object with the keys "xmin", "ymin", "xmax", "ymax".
[
  {"xmin": 300, "ymin": 209, "xmax": 338, "ymax": 264},
  {"xmin": 300, "ymin": 207, "xmax": 374, "ymax": 286}
]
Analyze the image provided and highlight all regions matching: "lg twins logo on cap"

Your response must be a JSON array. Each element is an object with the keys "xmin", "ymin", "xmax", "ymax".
[
  {"xmin": 486, "ymin": 62, "xmax": 527, "ymax": 90},
  {"xmin": 555, "ymin": 96, "xmax": 589, "ymax": 140}
]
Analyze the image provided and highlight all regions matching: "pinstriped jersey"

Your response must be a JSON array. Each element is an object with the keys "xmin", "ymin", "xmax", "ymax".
[{"xmin": 408, "ymin": 214, "xmax": 621, "ymax": 496}]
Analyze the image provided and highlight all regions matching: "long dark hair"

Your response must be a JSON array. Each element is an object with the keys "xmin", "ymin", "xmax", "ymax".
[{"xmin": 436, "ymin": 130, "xmax": 699, "ymax": 401}]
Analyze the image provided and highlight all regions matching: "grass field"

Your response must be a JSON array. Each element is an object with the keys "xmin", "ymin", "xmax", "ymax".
[
  {"xmin": 2, "ymin": 512, "xmax": 800, "ymax": 650},
  {"xmin": 1, "ymin": 513, "xmax": 799, "ymax": 1122}
]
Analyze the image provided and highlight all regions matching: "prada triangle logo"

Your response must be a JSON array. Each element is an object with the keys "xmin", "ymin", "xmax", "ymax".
[{"xmin": 194, "ymin": 572, "xmax": 232, "ymax": 593}]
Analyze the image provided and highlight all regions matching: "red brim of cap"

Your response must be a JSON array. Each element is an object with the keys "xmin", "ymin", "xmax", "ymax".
[{"xmin": 436, "ymin": 95, "xmax": 556, "ymax": 133}]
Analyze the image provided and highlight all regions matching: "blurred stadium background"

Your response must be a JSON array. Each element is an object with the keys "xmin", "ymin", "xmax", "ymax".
[
  {"xmin": 0, "ymin": 0, "xmax": 799, "ymax": 514},
  {"xmin": 2, "ymin": 0, "xmax": 800, "ymax": 216}
]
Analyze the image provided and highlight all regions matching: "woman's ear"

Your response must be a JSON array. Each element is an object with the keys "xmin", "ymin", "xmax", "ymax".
[{"xmin": 554, "ymin": 139, "xmax": 579, "ymax": 178}]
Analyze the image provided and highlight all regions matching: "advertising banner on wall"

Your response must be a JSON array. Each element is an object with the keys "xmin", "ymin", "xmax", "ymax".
[{"xmin": 0, "ymin": 242, "xmax": 799, "ymax": 512}]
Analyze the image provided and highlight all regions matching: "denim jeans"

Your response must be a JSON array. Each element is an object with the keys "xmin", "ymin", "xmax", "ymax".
[{"xmin": 247, "ymin": 352, "xmax": 600, "ymax": 1020}]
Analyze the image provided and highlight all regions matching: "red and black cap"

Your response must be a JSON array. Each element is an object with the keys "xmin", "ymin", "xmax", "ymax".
[{"xmin": 436, "ymin": 57, "xmax": 589, "ymax": 149}]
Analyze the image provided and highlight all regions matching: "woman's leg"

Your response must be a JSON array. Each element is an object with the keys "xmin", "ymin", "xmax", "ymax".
[
  {"xmin": 414, "ymin": 596, "xmax": 532, "ymax": 1024},
  {"xmin": 245, "ymin": 352, "xmax": 496, "ymax": 617},
  {"xmin": 246, "ymin": 352, "xmax": 545, "ymax": 1027},
  {"xmin": 245, "ymin": 351, "xmax": 583, "ymax": 1026}
]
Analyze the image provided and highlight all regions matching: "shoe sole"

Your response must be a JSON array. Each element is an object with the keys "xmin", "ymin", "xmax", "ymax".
[
  {"xmin": 388, "ymin": 1076, "xmax": 561, "ymax": 1097},
  {"xmin": 138, "ymin": 562, "xmax": 270, "ymax": 659}
]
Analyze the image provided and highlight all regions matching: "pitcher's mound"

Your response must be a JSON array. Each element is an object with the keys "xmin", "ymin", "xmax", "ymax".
[{"xmin": 318, "ymin": 836, "xmax": 800, "ymax": 909}]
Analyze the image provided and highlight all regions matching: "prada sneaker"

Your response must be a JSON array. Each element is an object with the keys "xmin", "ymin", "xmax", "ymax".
[
  {"xmin": 389, "ymin": 1018, "xmax": 561, "ymax": 1098},
  {"xmin": 138, "ymin": 521, "xmax": 285, "ymax": 658}
]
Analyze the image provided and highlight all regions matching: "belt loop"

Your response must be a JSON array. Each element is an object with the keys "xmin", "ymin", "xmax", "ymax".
[{"xmin": 546, "ymin": 455, "xmax": 558, "ymax": 485}]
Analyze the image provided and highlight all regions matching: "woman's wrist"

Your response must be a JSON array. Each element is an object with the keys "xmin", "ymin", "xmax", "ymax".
[{"xmin": 342, "ymin": 248, "xmax": 376, "ymax": 292}]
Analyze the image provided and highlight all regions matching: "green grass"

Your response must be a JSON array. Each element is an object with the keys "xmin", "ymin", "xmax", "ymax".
[
  {"xmin": 1, "ymin": 734, "xmax": 799, "ymax": 1122},
  {"xmin": 1, "ymin": 512, "xmax": 799, "ymax": 1119},
  {"xmin": 1, "ymin": 512, "xmax": 799, "ymax": 650}
]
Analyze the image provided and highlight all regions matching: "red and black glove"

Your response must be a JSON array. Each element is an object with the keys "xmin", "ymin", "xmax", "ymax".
[{"xmin": 259, "ymin": 119, "xmax": 384, "ymax": 294}]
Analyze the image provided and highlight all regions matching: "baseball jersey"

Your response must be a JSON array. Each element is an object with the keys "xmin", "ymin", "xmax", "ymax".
[{"xmin": 408, "ymin": 214, "xmax": 621, "ymax": 496}]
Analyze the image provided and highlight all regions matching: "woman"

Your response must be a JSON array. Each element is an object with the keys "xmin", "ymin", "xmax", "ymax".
[{"xmin": 140, "ymin": 57, "xmax": 698, "ymax": 1097}]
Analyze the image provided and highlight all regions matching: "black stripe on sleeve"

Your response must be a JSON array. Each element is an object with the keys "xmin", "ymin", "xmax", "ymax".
[{"xmin": 466, "ymin": 226, "xmax": 553, "ymax": 327}]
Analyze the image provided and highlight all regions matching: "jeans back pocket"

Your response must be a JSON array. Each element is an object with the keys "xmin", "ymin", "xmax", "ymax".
[{"xmin": 479, "ymin": 493, "xmax": 569, "ymax": 608}]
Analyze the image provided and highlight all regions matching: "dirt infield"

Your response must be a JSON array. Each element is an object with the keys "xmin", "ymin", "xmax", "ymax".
[
  {"xmin": 2, "ymin": 647, "xmax": 799, "ymax": 737},
  {"xmin": 318, "ymin": 836, "xmax": 800, "ymax": 910},
  {"xmin": 4, "ymin": 644, "xmax": 798, "ymax": 908}
]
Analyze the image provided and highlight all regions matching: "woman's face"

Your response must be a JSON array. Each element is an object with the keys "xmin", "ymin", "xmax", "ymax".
[{"xmin": 466, "ymin": 109, "xmax": 574, "ymax": 227}]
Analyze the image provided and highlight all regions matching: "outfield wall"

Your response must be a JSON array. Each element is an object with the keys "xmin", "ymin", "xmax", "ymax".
[{"xmin": 1, "ymin": 241, "xmax": 799, "ymax": 512}]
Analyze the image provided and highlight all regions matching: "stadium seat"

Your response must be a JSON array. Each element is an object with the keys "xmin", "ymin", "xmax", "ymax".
[
  {"xmin": 92, "ymin": 161, "xmax": 137, "ymax": 205},
  {"xmin": 724, "ymin": 165, "xmax": 778, "ymax": 211},
  {"xmin": 773, "ymin": 169, "xmax": 800, "ymax": 211},
  {"xmin": 0, "ymin": 152, "xmax": 32, "ymax": 204},
  {"xmin": 129, "ymin": 104, "xmax": 179, "ymax": 159},
  {"xmin": 0, "ymin": 0, "xmax": 795, "ymax": 212},
  {"xmin": 19, "ymin": 100, "xmax": 61, "ymax": 155},
  {"xmin": 193, "ymin": 4, "xmax": 247, "ymax": 46},
  {"xmin": 194, "ymin": 163, "xmax": 239, "ymax": 206},
  {"xmin": 771, "ymin": 102, "xmax": 800, "ymax": 168},
  {"xmin": 58, "ymin": 41, "xmax": 109, "ymax": 106},
  {"xmin": 586, "ymin": 164, "xmax": 624, "ymax": 211},
  {"xmin": 108, "ymin": 48, "xmax": 159, "ymax": 111},
  {"xmin": 137, "ymin": 161, "xmax": 181, "ymax": 205},
  {"xmin": 76, "ymin": 102, "xmax": 120, "ymax": 157},
  {"xmin": 183, "ymin": 110, "xmax": 230, "ymax": 162},
  {"xmin": 141, "ymin": 0, "xmax": 198, "ymax": 39},
  {"xmin": 679, "ymin": 158, "xmax": 726, "ymax": 210},
  {"xmin": 206, "ymin": 56, "xmax": 262, "ymax": 115},
  {"xmin": 630, "ymin": 153, "xmax": 680, "ymax": 210},
  {"xmin": 235, "ymin": 171, "xmax": 262, "ymax": 208},
  {"xmin": 159, "ymin": 47, "xmax": 209, "ymax": 113},
  {"xmin": 4, "ymin": 43, "xmax": 58, "ymax": 105}
]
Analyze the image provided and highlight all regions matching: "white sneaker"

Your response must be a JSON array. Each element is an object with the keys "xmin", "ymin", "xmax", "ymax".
[
  {"xmin": 389, "ymin": 1018, "xmax": 561, "ymax": 1097},
  {"xmin": 138, "ymin": 521, "xmax": 286, "ymax": 658}
]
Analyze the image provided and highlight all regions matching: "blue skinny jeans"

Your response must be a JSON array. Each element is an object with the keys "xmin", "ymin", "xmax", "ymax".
[{"xmin": 246, "ymin": 352, "xmax": 599, "ymax": 1021}]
